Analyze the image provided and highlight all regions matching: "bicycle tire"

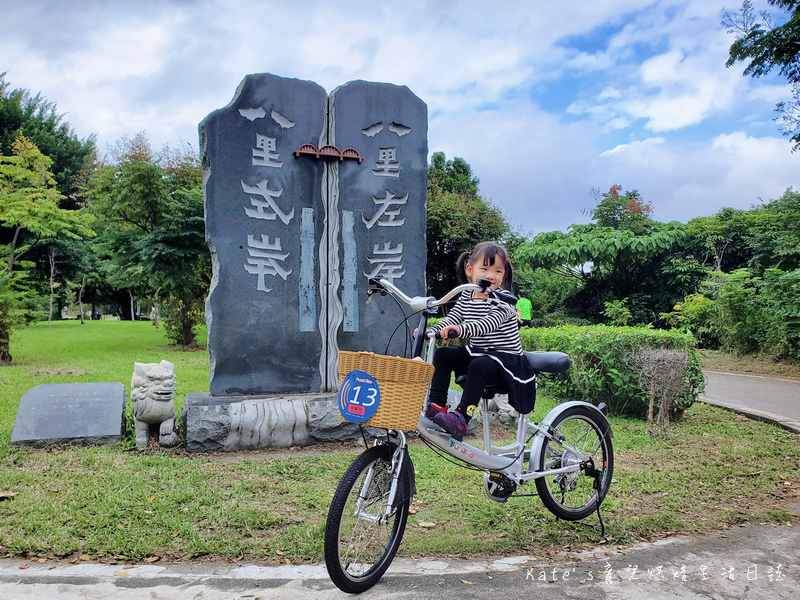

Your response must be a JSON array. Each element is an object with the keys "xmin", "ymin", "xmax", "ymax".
[
  {"xmin": 533, "ymin": 405, "xmax": 614, "ymax": 521},
  {"xmin": 324, "ymin": 444, "xmax": 412, "ymax": 594}
]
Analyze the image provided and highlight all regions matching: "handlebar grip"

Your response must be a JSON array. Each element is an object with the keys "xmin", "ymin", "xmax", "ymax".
[
  {"xmin": 435, "ymin": 329, "xmax": 459, "ymax": 339},
  {"xmin": 490, "ymin": 290, "xmax": 518, "ymax": 305}
]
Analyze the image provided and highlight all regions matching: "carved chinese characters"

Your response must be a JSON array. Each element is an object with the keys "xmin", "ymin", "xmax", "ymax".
[
  {"xmin": 202, "ymin": 75, "xmax": 327, "ymax": 395},
  {"xmin": 327, "ymin": 81, "xmax": 427, "ymax": 382},
  {"xmin": 201, "ymin": 74, "xmax": 427, "ymax": 396}
]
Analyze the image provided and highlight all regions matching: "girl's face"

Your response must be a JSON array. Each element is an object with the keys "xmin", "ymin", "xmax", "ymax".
[{"xmin": 465, "ymin": 254, "xmax": 506, "ymax": 289}]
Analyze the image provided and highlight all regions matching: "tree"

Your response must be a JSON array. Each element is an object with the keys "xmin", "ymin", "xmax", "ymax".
[
  {"xmin": 89, "ymin": 134, "xmax": 209, "ymax": 346},
  {"xmin": 425, "ymin": 152, "xmax": 510, "ymax": 297},
  {"xmin": 0, "ymin": 73, "xmax": 96, "ymax": 201},
  {"xmin": 515, "ymin": 185, "xmax": 702, "ymax": 323},
  {"xmin": 0, "ymin": 135, "xmax": 94, "ymax": 362},
  {"xmin": 723, "ymin": 1, "xmax": 800, "ymax": 148}
]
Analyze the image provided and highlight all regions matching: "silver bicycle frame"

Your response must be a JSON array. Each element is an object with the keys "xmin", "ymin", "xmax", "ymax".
[{"xmin": 365, "ymin": 277, "xmax": 609, "ymax": 499}]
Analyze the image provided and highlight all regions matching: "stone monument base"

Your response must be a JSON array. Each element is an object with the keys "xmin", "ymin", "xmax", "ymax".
[
  {"xmin": 182, "ymin": 392, "xmax": 375, "ymax": 453},
  {"xmin": 182, "ymin": 389, "xmax": 478, "ymax": 453}
]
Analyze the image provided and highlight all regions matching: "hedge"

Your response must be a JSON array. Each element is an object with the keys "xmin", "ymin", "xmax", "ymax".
[{"xmin": 520, "ymin": 325, "xmax": 704, "ymax": 417}]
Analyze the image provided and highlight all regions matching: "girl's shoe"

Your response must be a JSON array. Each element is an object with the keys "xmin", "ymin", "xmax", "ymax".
[
  {"xmin": 425, "ymin": 403, "xmax": 447, "ymax": 420},
  {"xmin": 433, "ymin": 410, "xmax": 467, "ymax": 441}
]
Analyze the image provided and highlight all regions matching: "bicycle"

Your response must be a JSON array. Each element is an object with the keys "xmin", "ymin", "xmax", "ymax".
[{"xmin": 324, "ymin": 276, "xmax": 614, "ymax": 594}]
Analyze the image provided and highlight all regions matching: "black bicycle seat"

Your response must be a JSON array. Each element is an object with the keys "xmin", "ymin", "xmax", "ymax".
[{"xmin": 523, "ymin": 351, "xmax": 571, "ymax": 374}]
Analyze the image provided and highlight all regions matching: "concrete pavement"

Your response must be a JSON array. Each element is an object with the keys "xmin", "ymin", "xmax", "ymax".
[
  {"xmin": 700, "ymin": 370, "xmax": 800, "ymax": 433},
  {"xmin": 0, "ymin": 523, "xmax": 798, "ymax": 599}
]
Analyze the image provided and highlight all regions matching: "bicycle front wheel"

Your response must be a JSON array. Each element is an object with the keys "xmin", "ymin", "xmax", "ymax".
[
  {"xmin": 324, "ymin": 444, "xmax": 412, "ymax": 594},
  {"xmin": 534, "ymin": 405, "xmax": 614, "ymax": 521}
]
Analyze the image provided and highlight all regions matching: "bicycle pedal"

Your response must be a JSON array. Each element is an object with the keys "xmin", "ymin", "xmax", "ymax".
[{"xmin": 419, "ymin": 415, "xmax": 448, "ymax": 435}]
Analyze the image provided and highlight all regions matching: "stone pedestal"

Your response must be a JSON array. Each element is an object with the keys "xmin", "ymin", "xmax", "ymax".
[{"xmin": 182, "ymin": 392, "xmax": 374, "ymax": 453}]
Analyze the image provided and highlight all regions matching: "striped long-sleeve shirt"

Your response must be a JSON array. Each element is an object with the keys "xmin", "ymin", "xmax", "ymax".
[{"xmin": 427, "ymin": 289, "xmax": 522, "ymax": 354}]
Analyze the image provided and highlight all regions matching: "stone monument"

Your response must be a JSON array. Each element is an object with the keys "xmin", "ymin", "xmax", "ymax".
[
  {"xmin": 200, "ymin": 73, "xmax": 427, "ymax": 395},
  {"xmin": 185, "ymin": 73, "xmax": 428, "ymax": 451},
  {"xmin": 10, "ymin": 382, "xmax": 126, "ymax": 447}
]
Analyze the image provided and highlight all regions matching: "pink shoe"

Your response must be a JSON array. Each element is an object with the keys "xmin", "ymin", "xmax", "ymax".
[
  {"xmin": 433, "ymin": 411, "xmax": 467, "ymax": 441},
  {"xmin": 425, "ymin": 403, "xmax": 447, "ymax": 420}
]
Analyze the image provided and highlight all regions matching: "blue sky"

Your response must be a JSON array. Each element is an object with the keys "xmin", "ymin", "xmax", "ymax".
[{"xmin": 1, "ymin": 0, "xmax": 797, "ymax": 235}]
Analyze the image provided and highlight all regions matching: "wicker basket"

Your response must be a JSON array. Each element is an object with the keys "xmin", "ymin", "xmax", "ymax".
[{"xmin": 338, "ymin": 351, "xmax": 435, "ymax": 430}]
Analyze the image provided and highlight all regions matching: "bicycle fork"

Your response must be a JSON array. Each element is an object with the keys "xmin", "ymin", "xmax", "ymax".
[{"xmin": 353, "ymin": 433, "xmax": 408, "ymax": 525}]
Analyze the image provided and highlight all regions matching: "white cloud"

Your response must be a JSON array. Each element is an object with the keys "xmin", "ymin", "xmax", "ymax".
[{"xmin": 1, "ymin": 0, "xmax": 798, "ymax": 235}]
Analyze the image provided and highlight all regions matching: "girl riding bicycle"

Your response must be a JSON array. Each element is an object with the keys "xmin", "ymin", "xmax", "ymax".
[{"xmin": 425, "ymin": 241, "xmax": 536, "ymax": 441}]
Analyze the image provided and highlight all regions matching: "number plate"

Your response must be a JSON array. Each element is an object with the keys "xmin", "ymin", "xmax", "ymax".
[{"xmin": 338, "ymin": 370, "xmax": 381, "ymax": 423}]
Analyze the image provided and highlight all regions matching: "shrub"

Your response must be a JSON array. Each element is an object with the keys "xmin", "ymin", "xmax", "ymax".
[
  {"xmin": 520, "ymin": 325, "xmax": 704, "ymax": 417},
  {"xmin": 161, "ymin": 295, "xmax": 205, "ymax": 348}
]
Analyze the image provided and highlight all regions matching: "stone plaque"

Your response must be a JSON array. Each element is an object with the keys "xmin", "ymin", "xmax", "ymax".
[
  {"xmin": 10, "ymin": 382, "xmax": 126, "ymax": 447},
  {"xmin": 201, "ymin": 74, "xmax": 428, "ymax": 397},
  {"xmin": 202, "ymin": 74, "xmax": 328, "ymax": 396},
  {"xmin": 326, "ymin": 81, "xmax": 428, "ymax": 387}
]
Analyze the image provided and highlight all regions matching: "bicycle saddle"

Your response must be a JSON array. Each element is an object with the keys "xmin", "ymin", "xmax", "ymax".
[
  {"xmin": 524, "ymin": 351, "xmax": 570, "ymax": 374},
  {"xmin": 454, "ymin": 351, "xmax": 571, "ymax": 399}
]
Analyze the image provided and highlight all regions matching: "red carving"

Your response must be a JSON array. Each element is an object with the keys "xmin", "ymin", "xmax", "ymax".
[
  {"xmin": 341, "ymin": 148, "xmax": 364, "ymax": 164},
  {"xmin": 294, "ymin": 143, "xmax": 364, "ymax": 164}
]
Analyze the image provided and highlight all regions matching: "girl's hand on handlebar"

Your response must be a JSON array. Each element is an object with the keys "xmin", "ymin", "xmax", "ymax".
[{"xmin": 437, "ymin": 324, "xmax": 461, "ymax": 343}]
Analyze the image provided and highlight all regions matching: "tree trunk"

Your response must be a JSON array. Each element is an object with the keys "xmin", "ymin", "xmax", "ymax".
[
  {"xmin": 181, "ymin": 315, "xmax": 196, "ymax": 348},
  {"xmin": 48, "ymin": 248, "xmax": 57, "ymax": 327},
  {"xmin": 152, "ymin": 288, "xmax": 160, "ymax": 328},
  {"xmin": 0, "ymin": 322, "xmax": 12, "ymax": 364},
  {"xmin": 129, "ymin": 291, "xmax": 135, "ymax": 321},
  {"xmin": 79, "ymin": 274, "xmax": 86, "ymax": 324}
]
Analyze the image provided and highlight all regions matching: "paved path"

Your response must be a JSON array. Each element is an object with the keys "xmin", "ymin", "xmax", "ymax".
[
  {"xmin": 701, "ymin": 371, "xmax": 800, "ymax": 433},
  {"xmin": 0, "ymin": 523, "xmax": 798, "ymax": 599}
]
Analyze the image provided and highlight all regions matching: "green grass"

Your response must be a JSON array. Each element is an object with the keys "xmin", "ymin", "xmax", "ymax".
[
  {"xmin": 0, "ymin": 321, "xmax": 798, "ymax": 564},
  {"xmin": 0, "ymin": 320, "xmax": 208, "ymax": 446}
]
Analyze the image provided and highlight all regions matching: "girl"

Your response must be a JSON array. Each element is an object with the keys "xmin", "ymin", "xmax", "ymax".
[{"xmin": 425, "ymin": 242, "xmax": 536, "ymax": 441}]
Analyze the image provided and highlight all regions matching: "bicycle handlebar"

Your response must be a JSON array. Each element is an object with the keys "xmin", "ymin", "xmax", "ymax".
[{"xmin": 368, "ymin": 276, "xmax": 518, "ymax": 311}]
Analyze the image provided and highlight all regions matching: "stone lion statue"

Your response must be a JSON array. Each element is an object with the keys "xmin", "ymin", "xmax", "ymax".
[{"xmin": 131, "ymin": 360, "xmax": 178, "ymax": 448}]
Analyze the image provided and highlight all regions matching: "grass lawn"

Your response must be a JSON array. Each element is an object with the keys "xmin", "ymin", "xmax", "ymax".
[{"xmin": 0, "ymin": 320, "xmax": 798, "ymax": 565}]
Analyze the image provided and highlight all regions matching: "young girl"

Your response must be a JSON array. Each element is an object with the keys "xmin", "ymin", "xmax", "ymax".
[{"xmin": 425, "ymin": 242, "xmax": 536, "ymax": 441}]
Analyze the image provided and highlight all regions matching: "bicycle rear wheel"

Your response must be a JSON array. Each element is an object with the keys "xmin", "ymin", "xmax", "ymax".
[
  {"xmin": 534, "ymin": 405, "xmax": 613, "ymax": 521},
  {"xmin": 324, "ymin": 444, "xmax": 412, "ymax": 594}
]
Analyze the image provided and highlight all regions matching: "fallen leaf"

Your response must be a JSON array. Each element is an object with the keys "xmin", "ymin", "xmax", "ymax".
[
  {"xmin": 144, "ymin": 556, "xmax": 160, "ymax": 563},
  {"xmin": 19, "ymin": 565, "xmax": 29, "ymax": 570},
  {"xmin": 115, "ymin": 571, "xmax": 129, "ymax": 577},
  {"xmin": 171, "ymin": 530, "xmax": 179, "ymax": 537},
  {"xmin": 37, "ymin": 559, "xmax": 46, "ymax": 564},
  {"xmin": 79, "ymin": 555, "xmax": 91, "ymax": 561},
  {"xmin": 181, "ymin": 507, "xmax": 189, "ymax": 512},
  {"xmin": 148, "ymin": 496, "xmax": 155, "ymax": 502},
  {"xmin": 418, "ymin": 522, "xmax": 436, "ymax": 528},
  {"xmin": 275, "ymin": 550, "xmax": 284, "ymax": 556},
  {"xmin": 461, "ymin": 579, "xmax": 475, "ymax": 585},
  {"xmin": 0, "ymin": 492, "xmax": 17, "ymax": 501},
  {"xmin": 117, "ymin": 524, "xmax": 125, "ymax": 530}
]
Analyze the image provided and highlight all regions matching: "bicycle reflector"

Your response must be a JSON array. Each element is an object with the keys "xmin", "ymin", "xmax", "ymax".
[{"xmin": 338, "ymin": 370, "xmax": 381, "ymax": 423}]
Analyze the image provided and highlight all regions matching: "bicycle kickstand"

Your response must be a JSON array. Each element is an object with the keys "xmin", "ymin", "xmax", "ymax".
[{"xmin": 590, "ymin": 466, "xmax": 606, "ymax": 539}]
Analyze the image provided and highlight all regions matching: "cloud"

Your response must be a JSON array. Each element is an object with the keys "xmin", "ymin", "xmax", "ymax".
[
  {"xmin": 595, "ymin": 132, "xmax": 800, "ymax": 224},
  {"xmin": 1, "ymin": 0, "xmax": 798, "ymax": 236}
]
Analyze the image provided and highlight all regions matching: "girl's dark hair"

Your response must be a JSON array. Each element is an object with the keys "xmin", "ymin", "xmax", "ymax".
[{"xmin": 456, "ymin": 241, "xmax": 514, "ymax": 290}]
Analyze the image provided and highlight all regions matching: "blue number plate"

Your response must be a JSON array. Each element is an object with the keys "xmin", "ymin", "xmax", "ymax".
[{"xmin": 339, "ymin": 370, "xmax": 381, "ymax": 423}]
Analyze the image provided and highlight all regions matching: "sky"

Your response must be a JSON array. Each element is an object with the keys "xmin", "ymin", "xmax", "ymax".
[{"xmin": 2, "ymin": 0, "xmax": 798, "ymax": 235}]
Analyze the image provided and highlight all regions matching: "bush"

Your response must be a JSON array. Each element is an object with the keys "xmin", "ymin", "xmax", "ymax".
[
  {"xmin": 161, "ymin": 296, "xmax": 205, "ymax": 348},
  {"xmin": 520, "ymin": 325, "xmax": 704, "ymax": 417}
]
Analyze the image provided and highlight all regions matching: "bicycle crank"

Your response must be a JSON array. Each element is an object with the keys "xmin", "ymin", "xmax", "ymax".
[{"xmin": 483, "ymin": 472, "xmax": 517, "ymax": 503}]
